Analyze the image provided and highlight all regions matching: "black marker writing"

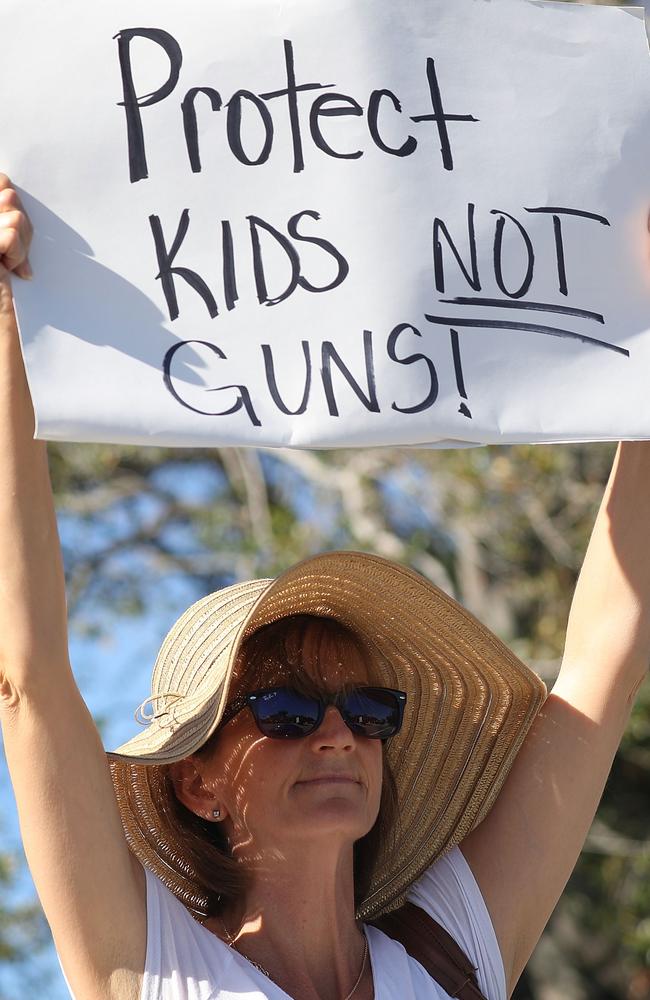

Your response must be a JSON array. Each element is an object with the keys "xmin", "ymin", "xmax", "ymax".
[
  {"xmin": 387, "ymin": 323, "xmax": 439, "ymax": 414},
  {"xmin": 441, "ymin": 297, "xmax": 604, "ymax": 324},
  {"xmin": 491, "ymin": 209, "xmax": 535, "ymax": 300},
  {"xmin": 164, "ymin": 327, "xmax": 430, "ymax": 427},
  {"xmin": 227, "ymin": 90, "xmax": 274, "ymax": 166},
  {"xmin": 309, "ymin": 93, "xmax": 364, "ymax": 160},
  {"xmin": 287, "ymin": 210, "xmax": 350, "ymax": 293},
  {"xmin": 411, "ymin": 59, "xmax": 479, "ymax": 171},
  {"xmin": 424, "ymin": 313, "xmax": 628, "ymax": 356},
  {"xmin": 149, "ymin": 210, "xmax": 219, "ymax": 321},
  {"xmin": 367, "ymin": 90, "xmax": 417, "ymax": 157},
  {"xmin": 249, "ymin": 215, "xmax": 302, "ymax": 306},
  {"xmin": 115, "ymin": 27, "xmax": 183, "ymax": 183},
  {"xmin": 450, "ymin": 329, "xmax": 471, "ymax": 419},
  {"xmin": 116, "ymin": 33, "xmax": 479, "ymax": 181},
  {"xmin": 221, "ymin": 220, "xmax": 238, "ymax": 312},
  {"xmin": 525, "ymin": 207, "xmax": 611, "ymax": 297},
  {"xmin": 259, "ymin": 39, "xmax": 334, "ymax": 174},
  {"xmin": 433, "ymin": 203, "xmax": 612, "ymax": 300},
  {"xmin": 162, "ymin": 307, "xmax": 629, "ymax": 432},
  {"xmin": 321, "ymin": 330, "xmax": 379, "ymax": 417},
  {"xmin": 433, "ymin": 203, "xmax": 480, "ymax": 294},
  {"xmin": 182, "ymin": 87, "xmax": 223, "ymax": 173},
  {"xmin": 149, "ymin": 208, "xmax": 350, "ymax": 321},
  {"xmin": 262, "ymin": 342, "xmax": 313, "ymax": 415},
  {"xmin": 163, "ymin": 340, "xmax": 261, "ymax": 425}
]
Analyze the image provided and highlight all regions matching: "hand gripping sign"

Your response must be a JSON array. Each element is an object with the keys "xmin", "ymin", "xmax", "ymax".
[{"xmin": 3, "ymin": 0, "xmax": 650, "ymax": 448}]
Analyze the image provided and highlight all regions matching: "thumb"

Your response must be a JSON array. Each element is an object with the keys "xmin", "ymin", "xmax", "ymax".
[{"xmin": 13, "ymin": 259, "xmax": 33, "ymax": 280}]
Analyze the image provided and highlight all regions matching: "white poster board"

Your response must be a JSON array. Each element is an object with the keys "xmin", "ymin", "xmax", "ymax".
[{"xmin": 2, "ymin": 0, "xmax": 650, "ymax": 448}]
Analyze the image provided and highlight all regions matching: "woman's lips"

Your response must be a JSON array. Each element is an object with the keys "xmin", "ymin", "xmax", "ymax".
[{"xmin": 295, "ymin": 775, "xmax": 359, "ymax": 785}]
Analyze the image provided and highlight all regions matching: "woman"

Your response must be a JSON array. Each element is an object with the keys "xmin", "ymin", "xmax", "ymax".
[{"xmin": 0, "ymin": 171, "xmax": 648, "ymax": 1000}]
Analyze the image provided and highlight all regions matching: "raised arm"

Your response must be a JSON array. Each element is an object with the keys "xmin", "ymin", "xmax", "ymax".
[
  {"xmin": 460, "ymin": 442, "xmax": 650, "ymax": 996},
  {"xmin": 0, "ymin": 176, "xmax": 146, "ymax": 1000}
]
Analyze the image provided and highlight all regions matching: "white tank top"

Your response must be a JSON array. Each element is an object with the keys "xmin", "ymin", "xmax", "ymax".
[{"xmin": 140, "ymin": 847, "xmax": 507, "ymax": 1000}]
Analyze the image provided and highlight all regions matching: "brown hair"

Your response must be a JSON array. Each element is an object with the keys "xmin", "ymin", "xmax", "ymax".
[{"xmin": 160, "ymin": 615, "xmax": 399, "ymax": 916}]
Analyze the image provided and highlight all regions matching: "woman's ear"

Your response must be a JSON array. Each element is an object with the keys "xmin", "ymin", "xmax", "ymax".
[{"xmin": 168, "ymin": 757, "xmax": 226, "ymax": 823}]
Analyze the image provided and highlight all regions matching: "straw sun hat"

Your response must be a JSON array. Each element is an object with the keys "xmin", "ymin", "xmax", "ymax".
[{"xmin": 108, "ymin": 550, "xmax": 547, "ymax": 921}]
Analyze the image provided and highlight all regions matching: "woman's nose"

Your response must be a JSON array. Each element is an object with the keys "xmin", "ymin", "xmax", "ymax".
[{"xmin": 312, "ymin": 705, "xmax": 354, "ymax": 750}]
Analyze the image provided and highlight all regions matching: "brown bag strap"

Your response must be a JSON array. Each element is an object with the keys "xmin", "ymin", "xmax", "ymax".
[{"xmin": 371, "ymin": 901, "xmax": 489, "ymax": 1000}]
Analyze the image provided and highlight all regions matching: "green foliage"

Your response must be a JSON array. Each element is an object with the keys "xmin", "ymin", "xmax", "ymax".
[{"xmin": 0, "ymin": 846, "xmax": 48, "ymax": 965}]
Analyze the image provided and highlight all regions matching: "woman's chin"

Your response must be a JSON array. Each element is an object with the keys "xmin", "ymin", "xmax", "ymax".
[{"xmin": 281, "ymin": 798, "xmax": 375, "ymax": 839}]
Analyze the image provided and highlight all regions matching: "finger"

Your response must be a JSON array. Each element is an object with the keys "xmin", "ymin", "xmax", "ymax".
[
  {"xmin": 0, "ymin": 209, "xmax": 31, "ymax": 256},
  {"xmin": 0, "ymin": 222, "xmax": 28, "ymax": 274},
  {"xmin": 14, "ymin": 259, "xmax": 33, "ymax": 280},
  {"xmin": 0, "ymin": 175, "xmax": 25, "ymax": 219},
  {"xmin": 0, "ymin": 186, "xmax": 32, "ymax": 245},
  {"xmin": 0, "ymin": 193, "xmax": 32, "ymax": 244},
  {"xmin": 0, "ymin": 179, "xmax": 33, "ymax": 277},
  {"xmin": 0, "ymin": 185, "xmax": 21, "ymax": 211}
]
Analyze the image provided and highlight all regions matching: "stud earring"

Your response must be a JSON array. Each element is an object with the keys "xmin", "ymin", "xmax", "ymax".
[{"xmin": 212, "ymin": 808, "xmax": 221, "ymax": 819}]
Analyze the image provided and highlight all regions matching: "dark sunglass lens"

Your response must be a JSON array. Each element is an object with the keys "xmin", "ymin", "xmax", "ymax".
[
  {"xmin": 250, "ymin": 689, "xmax": 320, "ymax": 738},
  {"xmin": 342, "ymin": 688, "xmax": 402, "ymax": 738}
]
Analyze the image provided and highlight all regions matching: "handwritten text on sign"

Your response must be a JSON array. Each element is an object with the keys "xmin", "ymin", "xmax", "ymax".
[{"xmin": 6, "ymin": 0, "xmax": 650, "ymax": 446}]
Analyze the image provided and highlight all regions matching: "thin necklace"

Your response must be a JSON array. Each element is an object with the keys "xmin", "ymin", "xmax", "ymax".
[{"xmin": 221, "ymin": 920, "xmax": 369, "ymax": 1000}]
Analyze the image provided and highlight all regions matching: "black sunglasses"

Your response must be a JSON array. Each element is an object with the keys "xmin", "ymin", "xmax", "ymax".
[{"xmin": 220, "ymin": 685, "xmax": 407, "ymax": 740}]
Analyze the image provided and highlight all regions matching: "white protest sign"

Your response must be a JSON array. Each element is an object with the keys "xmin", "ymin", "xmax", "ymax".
[{"xmin": 2, "ymin": 0, "xmax": 650, "ymax": 448}]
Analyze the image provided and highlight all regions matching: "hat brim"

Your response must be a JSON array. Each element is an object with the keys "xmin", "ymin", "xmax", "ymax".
[{"xmin": 108, "ymin": 550, "xmax": 547, "ymax": 920}]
